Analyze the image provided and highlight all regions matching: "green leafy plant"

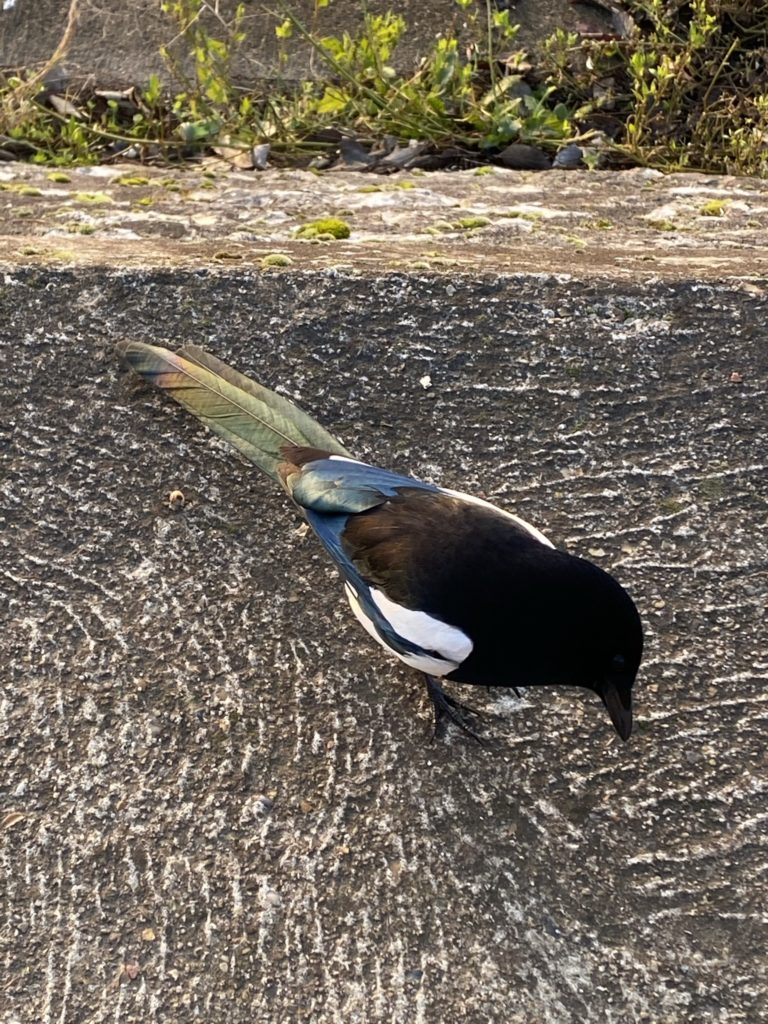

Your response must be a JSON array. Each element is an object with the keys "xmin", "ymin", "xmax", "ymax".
[
  {"xmin": 540, "ymin": 0, "xmax": 768, "ymax": 175},
  {"xmin": 268, "ymin": 3, "xmax": 574, "ymax": 152},
  {"xmin": 2, "ymin": 0, "xmax": 767, "ymax": 175},
  {"xmin": 0, "ymin": 0, "xmax": 253, "ymax": 163}
]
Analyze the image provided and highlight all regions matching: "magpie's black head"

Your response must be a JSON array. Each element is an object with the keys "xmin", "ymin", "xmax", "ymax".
[
  {"xmin": 490, "ymin": 548, "xmax": 644, "ymax": 741},
  {"xmin": 440, "ymin": 539, "xmax": 644, "ymax": 739}
]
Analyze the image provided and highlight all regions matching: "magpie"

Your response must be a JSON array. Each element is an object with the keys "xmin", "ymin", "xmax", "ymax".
[{"xmin": 116, "ymin": 342, "xmax": 643, "ymax": 741}]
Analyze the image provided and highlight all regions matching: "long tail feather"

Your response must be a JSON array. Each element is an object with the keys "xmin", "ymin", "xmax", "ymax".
[
  {"xmin": 116, "ymin": 341, "xmax": 352, "ymax": 481},
  {"xmin": 178, "ymin": 344, "xmax": 350, "ymax": 458}
]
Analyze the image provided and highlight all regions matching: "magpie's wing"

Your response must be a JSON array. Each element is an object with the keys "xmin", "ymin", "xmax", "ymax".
[
  {"xmin": 280, "ymin": 444, "xmax": 550, "ymax": 606},
  {"xmin": 279, "ymin": 446, "xmax": 454, "ymax": 666}
]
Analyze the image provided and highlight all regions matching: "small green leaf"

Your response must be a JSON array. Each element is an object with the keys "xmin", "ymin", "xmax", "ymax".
[{"xmin": 316, "ymin": 86, "xmax": 349, "ymax": 115}]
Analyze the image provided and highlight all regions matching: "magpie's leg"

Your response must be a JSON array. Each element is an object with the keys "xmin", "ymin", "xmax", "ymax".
[
  {"xmin": 423, "ymin": 675, "xmax": 485, "ymax": 743},
  {"xmin": 430, "ymin": 681, "xmax": 484, "ymax": 718}
]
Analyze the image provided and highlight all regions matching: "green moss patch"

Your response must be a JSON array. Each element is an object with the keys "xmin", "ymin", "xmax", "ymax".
[
  {"xmin": 295, "ymin": 218, "xmax": 351, "ymax": 240},
  {"xmin": 260, "ymin": 253, "xmax": 295, "ymax": 269}
]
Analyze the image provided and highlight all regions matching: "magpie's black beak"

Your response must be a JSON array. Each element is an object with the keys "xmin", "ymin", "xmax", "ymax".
[{"xmin": 600, "ymin": 682, "xmax": 633, "ymax": 741}]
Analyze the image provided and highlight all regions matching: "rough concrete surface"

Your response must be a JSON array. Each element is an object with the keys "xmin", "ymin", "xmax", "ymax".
[
  {"xmin": 1, "ymin": 169, "xmax": 768, "ymax": 1024},
  {"xmin": 0, "ymin": 0, "xmax": 611, "ymax": 87},
  {"xmin": 3, "ymin": 162, "xmax": 768, "ymax": 280}
]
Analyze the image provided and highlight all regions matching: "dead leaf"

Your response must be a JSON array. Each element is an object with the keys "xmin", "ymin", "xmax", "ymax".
[
  {"xmin": 48, "ymin": 94, "xmax": 83, "ymax": 119},
  {"xmin": 212, "ymin": 145, "xmax": 255, "ymax": 170},
  {"xmin": 1, "ymin": 811, "xmax": 25, "ymax": 830}
]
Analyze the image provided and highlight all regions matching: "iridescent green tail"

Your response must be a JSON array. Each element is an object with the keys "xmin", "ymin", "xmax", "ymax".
[{"xmin": 116, "ymin": 341, "xmax": 351, "ymax": 481}]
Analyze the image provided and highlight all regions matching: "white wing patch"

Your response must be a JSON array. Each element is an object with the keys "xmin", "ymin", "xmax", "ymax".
[
  {"xmin": 370, "ymin": 588, "xmax": 473, "ymax": 663},
  {"xmin": 438, "ymin": 486, "xmax": 555, "ymax": 548},
  {"xmin": 344, "ymin": 583, "xmax": 472, "ymax": 677}
]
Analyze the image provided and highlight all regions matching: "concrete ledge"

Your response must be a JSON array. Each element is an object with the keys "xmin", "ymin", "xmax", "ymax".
[
  {"xmin": 2, "ymin": 189, "xmax": 767, "ymax": 1022},
  {"xmin": 3, "ymin": 163, "xmax": 768, "ymax": 281}
]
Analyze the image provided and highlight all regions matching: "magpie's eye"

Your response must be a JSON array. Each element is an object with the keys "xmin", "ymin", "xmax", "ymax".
[{"xmin": 610, "ymin": 654, "xmax": 626, "ymax": 672}]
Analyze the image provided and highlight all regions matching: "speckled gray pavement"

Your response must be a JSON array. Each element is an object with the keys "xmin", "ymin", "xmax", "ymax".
[{"xmin": 2, "ymin": 252, "xmax": 767, "ymax": 1020}]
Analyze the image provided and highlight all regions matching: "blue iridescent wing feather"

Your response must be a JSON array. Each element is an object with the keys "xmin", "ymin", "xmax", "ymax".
[
  {"xmin": 288, "ymin": 455, "xmax": 440, "ymax": 660},
  {"xmin": 287, "ymin": 456, "xmax": 439, "ymax": 514},
  {"xmin": 303, "ymin": 509, "xmax": 433, "ymax": 661}
]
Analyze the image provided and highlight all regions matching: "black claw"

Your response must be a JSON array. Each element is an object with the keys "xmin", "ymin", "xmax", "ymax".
[
  {"xmin": 424, "ymin": 675, "xmax": 486, "ymax": 744},
  {"xmin": 487, "ymin": 684, "xmax": 523, "ymax": 699}
]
